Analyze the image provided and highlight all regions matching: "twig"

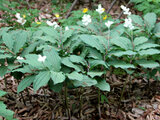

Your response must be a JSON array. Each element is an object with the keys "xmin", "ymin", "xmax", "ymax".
[
  {"xmin": 117, "ymin": 0, "xmax": 131, "ymax": 19},
  {"xmin": 107, "ymin": 0, "xmax": 117, "ymax": 14},
  {"xmin": 65, "ymin": 0, "xmax": 78, "ymax": 19}
]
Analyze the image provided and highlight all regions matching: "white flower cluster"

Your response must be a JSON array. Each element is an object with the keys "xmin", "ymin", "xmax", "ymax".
[
  {"xmin": 121, "ymin": 5, "xmax": 134, "ymax": 30},
  {"xmin": 124, "ymin": 17, "xmax": 134, "ymax": 30},
  {"xmin": 15, "ymin": 13, "xmax": 26, "ymax": 25},
  {"xmin": 120, "ymin": 5, "xmax": 131, "ymax": 16},
  {"xmin": 17, "ymin": 56, "xmax": 24, "ymax": 60},
  {"xmin": 38, "ymin": 55, "xmax": 46, "ymax": 62},
  {"xmin": 82, "ymin": 14, "xmax": 92, "ymax": 26},
  {"xmin": 46, "ymin": 21, "xmax": 59, "ymax": 29}
]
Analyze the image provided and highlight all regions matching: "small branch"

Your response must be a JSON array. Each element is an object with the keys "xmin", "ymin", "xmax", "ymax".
[
  {"xmin": 107, "ymin": 0, "xmax": 117, "ymax": 14},
  {"xmin": 65, "ymin": 0, "xmax": 78, "ymax": 19}
]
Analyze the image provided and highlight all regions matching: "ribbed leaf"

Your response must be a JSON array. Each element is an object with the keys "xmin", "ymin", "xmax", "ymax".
[
  {"xmin": 62, "ymin": 57, "xmax": 81, "ymax": 72},
  {"xmin": 50, "ymin": 71, "xmax": 65, "ymax": 84},
  {"xmin": 87, "ymin": 71, "xmax": 105, "ymax": 78},
  {"xmin": 33, "ymin": 71, "xmax": 51, "ymax": 91},
  {"xmin": 73, "ymin": 76, "xmax": 97, "ymax": 87},
  {"xmin": 144, "ymin": 13, "xmax": 156, "ymax": 31},
  {"xmin": 80, "ymin": 34, "xmax": 105, "ymax": 53},
  {"xmin": 67, "ymin": 72, "xmax": 83, "ymax": 81},
  {"xmin": 2, "ymin": 33, "xmax": 14, "ymax": 50},
  {"xmin": 43, "ymin": 48, "xmax": 61, "ymax": 71},
  {"xmin": 110, "ymin": 50, "xmax": 136, "ymax": 57},
  {"xmin": 21, "ymin": 54, "xmax": 44, "ymax": 69},
  {"xmin": 130, "ymin": 15, "xmax": 144, "ymax": 26},
  {"xmin": 63, "ymin": 30, "xmax": 73, "ymax": 42},
  {"xmin": 109, "ymin": 61, "xmax": 135, "ymax": 69},
  {"xmin": 96, "ymin": 80, "xmax": 110, "ymax": 91},
  {"xmin": 110, "ymin": 37, "xmax": 132, "ymax": 50},
  {"xmin": 40, "ymin": 27, "xmax": 59, "ymax": 39},
  {"xmin": 89, "ymin": 59, "xmax": 108, "ymax": 69},
  {"xmin": 88, "ymin": 48, "xmax": 103, "ymax": 60},
  {"xmin": 138, "ymin": 49, "xmax": 160, "ymax": 55},
  {"xmin": 69, "ymin": 55, "xmax": 87, "ymax": 66},
  {"xmin": 135, "ymin": 43, "xmax": 159, "ymax": 51},
  {"xmin": 13, "ymin": 31, "xmax": 27, "ymax": 54},
  {"xmin": 136, "ymin": 60, "xmax": 159, "ymax": 68},
  {"xmin": 133, "ymin": 37, "xmax": 148, "ymax": 46},
  {"xmin": 17, "ymin": 75, "xmax": 35, "ymax": 93},
  {"xmin": 35, "ymin": 36, "xmax": 56, "ymax": 44}
]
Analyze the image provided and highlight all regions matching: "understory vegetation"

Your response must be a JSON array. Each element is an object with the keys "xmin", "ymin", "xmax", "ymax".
[{"xmin": 0, "ymin": 0, "xmax": 160, "ymax": 119}]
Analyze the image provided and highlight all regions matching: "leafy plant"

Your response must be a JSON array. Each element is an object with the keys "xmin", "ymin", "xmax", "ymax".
[{"xmin": 132, "ymin": 0, "xmax": 160, "ymax": 16}]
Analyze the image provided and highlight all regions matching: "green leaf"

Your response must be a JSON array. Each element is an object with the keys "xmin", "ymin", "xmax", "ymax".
[
  {"xmin": 17, "ymin": 75, "xmax": 35, "ymax": 93},
  {"xmin": 130, "ymin": 15, "xmax": 144, "ymax": 26},
  {"xmin": 34, "ymin": 36, "xmax": 56, "ymax": 44},
  {"xmin": 80, "ymin": 35, "xmax": 105, "ymax": 53},
  {"xmin": 110, "ymin": 37, "xmax": 132, "ymax": 50},
  {"xmin": 13, "ymin": 31, "xmax": 27, "ymax": 54},
  {"xmin": 0, "ymin": 66, "xmax": 8, "ymax": 77},
  {"xmin": 40, "ymin": 27, "xmax": 59, "ymax": 39},
  {"xmin": 33, "ymin": 71, "xmax": 51, "ymax": 91},
  {"xmin": 135, "ymin": 43, "xmax": 159, "ymax": 51},
  {"xmin": 67, "ymin": 72, "xmax": 83, "ymax": 81},
  {"xmin": 21, "ymin": 54, "xmax": 45, "ymax": 69},
  {"xmin": 133, "ymin": 37, "xmax": 148, "ymax": 46},
  {"xmin": 109, "ymin": 61, "xmax": 135, "ymax": 69},
  {"xmin": 95, "ymin": 80, "xmax": 110, "ymax": 91},
  {"xmin": 0, "ymin": 54, "xmax": 12, "ymax": 59},
  {"xmin": 87, "ymin": 71, "xmax": 105, "ymax": 78},
  {"xmin": 62, "ymin": 57, "xmax": 81, "ymax": 72},
  {"xmin": 43, "ymin": 48, "xmax": 61, "ymax": 71},
  {"xmin": 110, "ymin": 50, "xmax": 136, "ymax": 57},
  {"xmin": 49, "ymin": 82, "xmax": 63, "ymax": 93},
  {"xmin": 0, "ymin": 90, "xmax": 7, "ymax": 97},
  {"xmin": 138, "ymin": 49, "xmax": 160, "ymax": 55},
  {"xmin": 88, "ymin": 48, "xmax": 103, "ymax": 60},
  {"xmin": 144, "ymin": 13, "xmax": 156, "ymax": 31},
  {"xmin": 50, "ymin": 71, "xmax": 65, "ymax": 84},
  {"xmin": 73, "ymin": 76, "xmax": 97, "ymax": 87},
  {"xmin": 13, "ymin": 65, "xmax": 33, "ymax": 73},
  {"xmin": 2, "ymin": 33, "xmax": 14, "ymax": 50},
  {"xmin": 69, "ymin": 55, "xmax": 86, "ymax": 66},
  {"xmin": 0, "ymin": 101, "xmax": 14, "ymax": 120},
  {"xmin": 89, "ymin": 59, "xmax": 108, "ymax": 69},
  {"xmin": 63, "ymin": 30, "xmax": 73, "ymax": 42},
  {"xmin": 136, "ymin": 60, "xmax": 159, "ymax": 68}
]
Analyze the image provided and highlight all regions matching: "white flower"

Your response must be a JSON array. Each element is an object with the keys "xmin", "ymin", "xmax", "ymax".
[
  {"xmin": 65, "ymin": 26, "xmax": 69, "ymax": 31},
  {"xmin": 120, "ymin": 5, "xmax": 131, "ymax": 15},
  {"xmin": 15, "ymin": 13, "xmax": 21, "ymax": 19},
  {"xmin": 82, "ymin": 14, "xmax": 92, "ymax": 26},
  {"xmin": 124, "ymin": 17, "xmax": 134, "ymax": 30},
  {"xmin": 46, "ymin": 21, "xmax": 59, "ymax": 29},
  {"xmin": 15, "ymin": 13, "xmax": 26, "ymax": 25},
  {"xmin": 96, "ymin": 4, "xmax": 105, "ymax": 14},
  {"xmin": 38, "ymin": 55, "xmax": 46, "ymax": 62},
  {"xmin": 17, "ymin": 56, "xmax": 24, "ymax": 60},
  {"xmin": 105, "ymin": 21, "xmax": 114, "ymax": 28}
]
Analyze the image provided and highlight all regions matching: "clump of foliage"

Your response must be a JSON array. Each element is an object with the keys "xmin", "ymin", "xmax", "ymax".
[
  {"xmin": 0, "ymin": 3, "xmax": 160, "ymax": 119},
  {"xmin": 131, "ymin": 0, "xmax": 160, "ymax": 16}
]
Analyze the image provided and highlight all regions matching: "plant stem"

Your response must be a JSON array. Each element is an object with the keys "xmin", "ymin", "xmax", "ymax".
[
  {"xmin": 64, "ymin": 81, "xmax": 71, "ymax": 119},
  {"xmin": 79, "ymin": 87, "xmax": 83, "ymax": 119},
  {"xmin": 98, "ymin": 89, "xmax": 101, "ymax": 118}
]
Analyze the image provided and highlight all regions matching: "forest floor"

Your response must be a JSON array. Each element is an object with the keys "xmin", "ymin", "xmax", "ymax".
[{"xmin": 0, "ymin": 0, "xmax": 160, "ymax": 120}]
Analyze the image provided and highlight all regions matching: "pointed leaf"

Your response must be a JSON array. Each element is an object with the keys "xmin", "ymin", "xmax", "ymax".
[
  {"xmin": 33, "ymin": 71, "xmax": 51, "ymax": 91},
  {"xmin": 50, "ymin": 71, "xmax": 65, "ymax": 84},
  {"xmin": 96, "ymin": 80, "xmax": 110, "ymax": 91},
  {"xmin": 17, "ymin": 75, "xmax": 35, "ymax": 93},
  {"xmin": 67, "ymin": 72, "xmax": 83, "ymax": 81},
  {"xmin": 134, "ymin": 37, "xmax": 148, "ymax": 46},
  {"xmin": 136, "ymin": 60, "xmax": 159, "ymax": 68}
]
